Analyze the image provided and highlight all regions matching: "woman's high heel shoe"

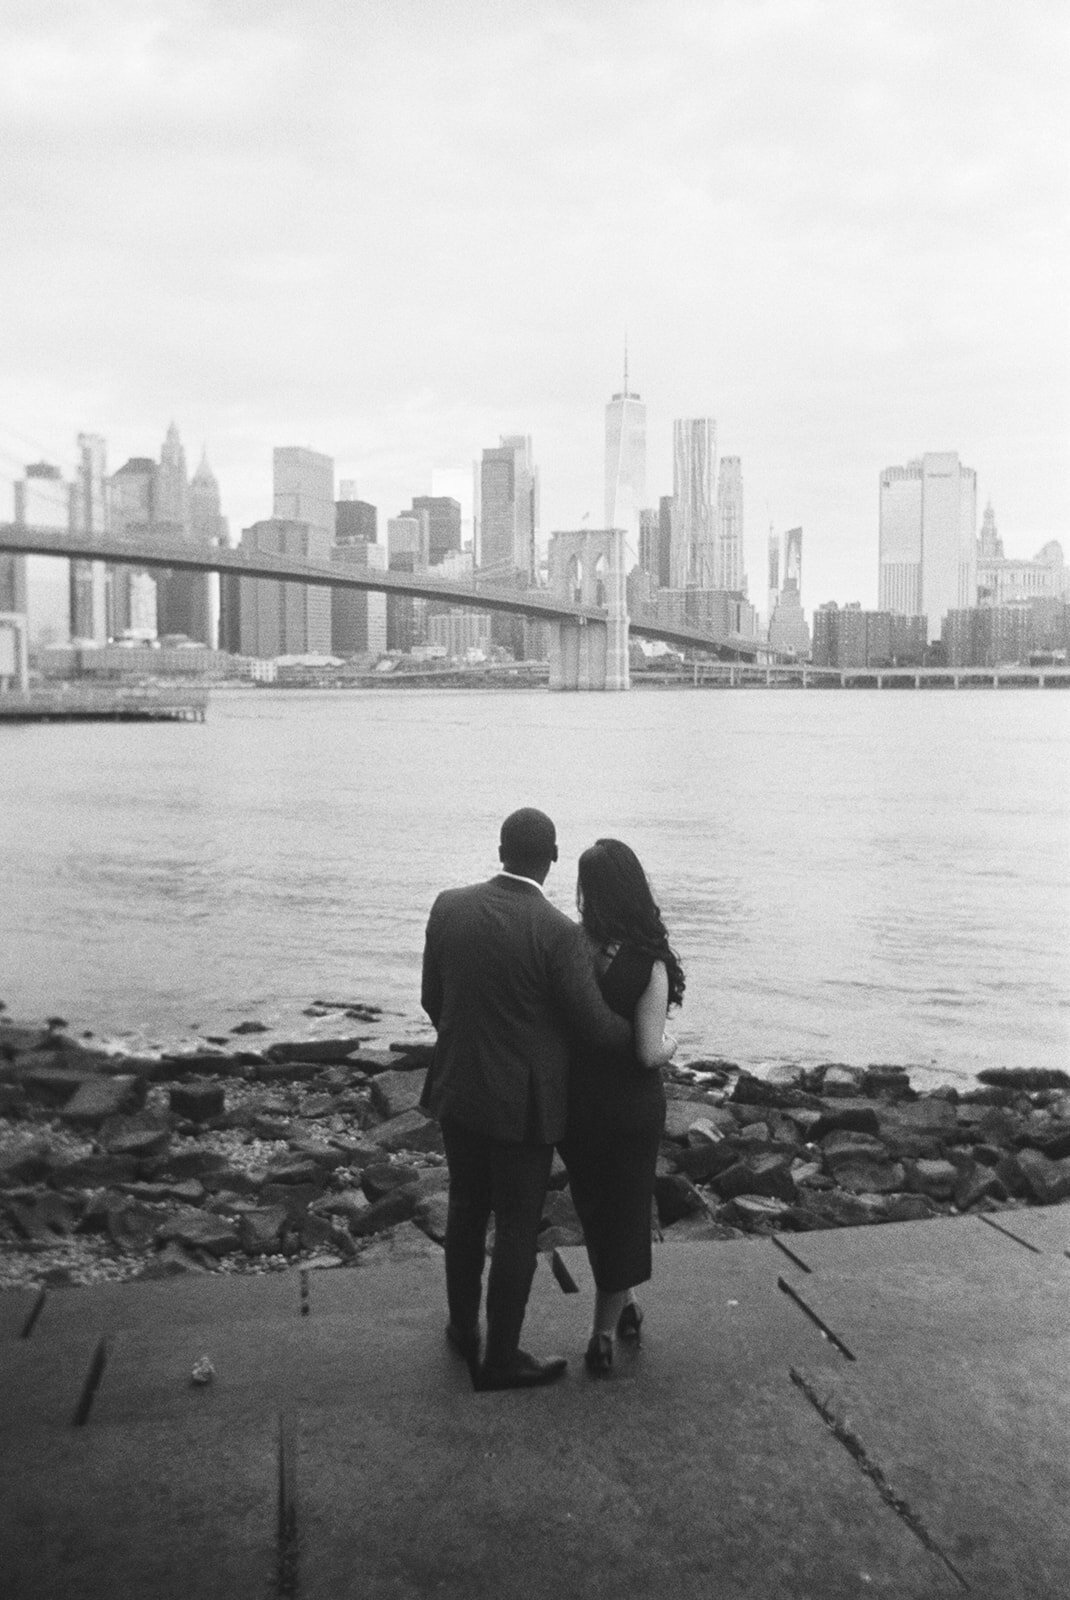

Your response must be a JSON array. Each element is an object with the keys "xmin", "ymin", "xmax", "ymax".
[
  {"xmin": 584, "ymin": 1332, "xmax": 614, "ymax": 1376},
  {"xmin": 617, "ymin": 1302, "xmax": 643, "ymax": 1342}
]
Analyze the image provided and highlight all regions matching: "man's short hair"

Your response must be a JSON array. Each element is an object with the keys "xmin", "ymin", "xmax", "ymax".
[{"xmin": 500, "ymin": 807, "xmax": 557, "ymax": 865}]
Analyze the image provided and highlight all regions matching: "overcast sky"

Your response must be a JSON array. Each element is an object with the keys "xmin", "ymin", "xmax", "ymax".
[{"xmin": 1, "ymin": 0, "xmax": 1066, "ymax": 605}]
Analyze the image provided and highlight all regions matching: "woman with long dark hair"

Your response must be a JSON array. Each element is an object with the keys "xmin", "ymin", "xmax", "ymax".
[{"xmin": 559, "ymin": 838, "xmax": 685, "ymax": 1375}]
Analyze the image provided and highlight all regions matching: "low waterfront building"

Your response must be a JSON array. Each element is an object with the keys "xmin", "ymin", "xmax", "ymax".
[
  {"xmin": 943, "ymin": 604, "xmax": 1036, "ymax": 667},
  {"xmin": 330, "ymin": 541, "xmax": 387, "ymax": 657},
  {"xmin": 812, "ymin": 604, "xmax": 927, "ymax": 667}
]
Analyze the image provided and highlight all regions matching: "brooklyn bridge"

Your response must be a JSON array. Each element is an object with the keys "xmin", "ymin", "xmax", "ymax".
[{"xmin": 0, "ymin": 524, "xmax": 761, "ymax": 691}]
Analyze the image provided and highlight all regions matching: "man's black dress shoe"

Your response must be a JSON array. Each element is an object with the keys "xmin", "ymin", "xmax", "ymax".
[
  {"xmin": 446, "ymin": 1322, "xmax": 481, "ymax": 1364},
  {"xmin": 475, "ymin": 1349, "xmax": 568, "ymax": 1391}
]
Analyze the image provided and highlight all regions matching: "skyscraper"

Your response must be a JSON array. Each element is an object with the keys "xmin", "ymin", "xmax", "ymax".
[
  {"xmin": 274, "ymin": 447, "xmax": 334, "ymax": 536},
  {"xmin": 479, "ymin": 436, "xmax": 538, "ymax": 587},
  {"xmin": 431, "ymin": 466, "xmax": 476, "ymax": 554},
  {"xmin": 878, "ymin": 453, "xmax": 977, "ymax": 639},
  {"xmin": 11, "ymin": 463, "xmax": 71, "ymax": 649},
  {"xmin": 767, "ymin": 525, "xmax": 780, "ymax": 625},
  {"xmin": 189, "ymin": 452, "xmax": 228, "ymax": 650},
  {"xmin": 386, "ymin": 512, "xmax": 429, "ymax": 652},
  {"xmin": 978, "ymin": 499, "xmax": 1002, "ymax": 560},
  {"xmin": 238, "ymin": 520, "xmax": 332, "ymax": 658},
  {"xmin": 715, "ymin": 456, "xmax": 744, "ymax": 592},
  {"xmin": 69, "ymin": 433, "xmax": 108, "ymax": 644},
  {"xmin": 335, "ymin": 498, "xmax": 377, "ymax": 545},
  {"xmin": 108, "ymin": 457, "xmax": 159, "ymax": 638},
  {"xmin": 768, "ymin": 527, "xmax": 810, "ymax": 656},
  {"xmin": 670, "ymin": 419, "xmax": 716, "ymax": 588},
  {"xmin": 331, "ymin": 540, "xmax": 387, "ymax": 658},
  {"xmin": 604, "ymin": 353, "xmax": 646, "ymax": 545},
  {"xmin": 410, "ymin": 496, "xmax": 462, "ymax": 564}
]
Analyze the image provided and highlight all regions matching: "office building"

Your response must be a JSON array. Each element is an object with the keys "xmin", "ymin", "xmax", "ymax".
[
  {"xmin": 977, "ymin": 533, "xmax": 1067, "ymax": 607},
  {"xmin": 670, "ymin": 419, "xmax": 716, "ymax": 589},
  {"xmin": 386, "ymin": 512, "xmax": 429, "ymax": 652},
  {"xmin": 604, "ymin": 356, "xmax": 646, "ymax": 545},
  {"xmin": 69, "ymin": 433, "xmax": 109, "ymax": 644},
  {"xmin": 335, "ymin": 498, "xmax": 377, "ymax": 545},
  {"xmin": 431, "ymin": 466, "xmax": 476, "ymax": 554},
  {"xmin": 188, "ymin": 453, "xmax": 228, "ymax": 649},
  {"xmin": 479, "ymin": 435, "xmax": 539, "ymax": 657},
  {"xmin": 410, "ymin": 496, "xmax": 462, "ymax": 564},
  {"xmin": 767, "ymin": 526, "xmax": 780, "ymax": 626},
  {"xmin": 479, "ymin": 436, "xmax": 538, "ymax": 586},
  {"xmin": 108, "ymin": 457, "xmax": 159, "ymax": 639},
  {"xmin": 10, "ymin": 462, "xmax": 71, "ymax": 649},
  {"xmin": 768, "ymin": 527, "xmax": 810, "ymax": 656},
  {"xmin": 638, "ymin": 509, "xmax": 659, "ymax": 584},
  {"xmin": 878, "ymin": 453, "xmax": 977, "ymax": 639},
  {"xmin": 655, "ymin": 586, "xmax": 757, "ymax": 639},
  {"xmin": 812, "ymin": 603, "xmax": 927, "ymax": 668},
  {"xmin": 331, "ymin": 540, "xmax": 387, "ymax": 657},
  {"xmin": 274, "ymin": 447, "xmax": 334, "ymax": 536},
  {"xmin": 943, "ymin": 605, "xmax": 1035, "ymax": 668},
  {"xmin": 238, "ymin": 519, "xmax": 332, "ymax": 658},
  {"xmin": 715, "ymin": 456, "xmax": 744, "ymax": 592}
]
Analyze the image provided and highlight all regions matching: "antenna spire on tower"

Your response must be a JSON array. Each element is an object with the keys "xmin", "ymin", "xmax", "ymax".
[{"xmin": 623, "ymin": 331, "xmax": 629, "ymax": 395}]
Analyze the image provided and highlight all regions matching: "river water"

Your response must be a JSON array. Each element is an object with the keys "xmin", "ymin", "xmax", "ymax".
[{"xmin": 1, "ymin": 685, "xmax": 1068, "ymax": 1087}]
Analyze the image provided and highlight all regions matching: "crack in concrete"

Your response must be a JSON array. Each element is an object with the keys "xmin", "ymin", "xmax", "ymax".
[
  {"xmin": 277, "ymin": 1412, "xmax": 299, "ymax": 1599},
  {"xmin": 776, "ymin": 1276, "xmax": 855, "ymax": 1360},
  {"xmin": 790, "ymin": 1367, "xmax": 970, "ymax": 1591},
  {"xmin": 71, "ymin": 1336, "xmax": 108, "ymax": 1427}
]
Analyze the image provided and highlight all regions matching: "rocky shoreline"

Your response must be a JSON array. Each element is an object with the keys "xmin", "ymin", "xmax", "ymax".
[{"xmin": 2, "ymin": 1005, "xmax": 1069, "ymax": 1295}]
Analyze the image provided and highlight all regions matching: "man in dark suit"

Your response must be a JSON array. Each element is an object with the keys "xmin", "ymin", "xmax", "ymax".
[{"xmin": 420, "ymin": 807, "xmax": 632, "ymax": 1390}]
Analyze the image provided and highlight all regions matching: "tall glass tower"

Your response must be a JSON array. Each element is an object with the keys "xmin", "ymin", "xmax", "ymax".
[
  {"xmin": 604, "ymin": 348, "xmax": 646, "ymax": 549},
  {"xmin": 670, "ymin": 418, "xmax": 717, "ymax": 588}
]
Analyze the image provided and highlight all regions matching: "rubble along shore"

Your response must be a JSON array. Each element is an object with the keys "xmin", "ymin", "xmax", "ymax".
[{"xmin": 2, "ymin": 1006, "xmax": 1069, "ymax": 1295}]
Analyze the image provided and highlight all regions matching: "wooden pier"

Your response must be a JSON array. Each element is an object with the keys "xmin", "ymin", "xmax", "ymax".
[{"xmin": 0, "ymin": 687, "xmax": 208, "ymax": 723}]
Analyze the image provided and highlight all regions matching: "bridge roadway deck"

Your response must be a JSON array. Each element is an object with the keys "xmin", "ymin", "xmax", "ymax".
[
  {"xmin": 0, "ymin": 524, "xmax": 758, "ymax": 660},
  {"xmin": 2, "ymin": 1210, "xmax": 1067, "ymax": 1599}
]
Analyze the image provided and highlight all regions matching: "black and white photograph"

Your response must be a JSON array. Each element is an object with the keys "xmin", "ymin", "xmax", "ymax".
[{"xmin": 1, "ymin": 1, "xmax": 1067, "ymax": 1595}]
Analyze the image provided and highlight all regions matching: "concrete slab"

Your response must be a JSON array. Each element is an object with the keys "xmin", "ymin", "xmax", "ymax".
[
  {"xmin": 793, "ymin": 1340, "xmax": 1070, "ymax": 1600},
  {"xmin": 0, "ymin": 1287, "xmax": 38, "ymax": 1340},
  {"xmin": 304, "ymin": 1254, "xmax": 445, "ymax": 1320},
  {"xmin": 774, "ymin": 1214, "xmax": 1024, "ymax": 1276},
  {"xmin": 773, "ymin": 1242, "xmax": 1070, "ymax": 1360},
  {"xmin": 982, "ymin": 1205, "xmax": 1070, "ymax": 1257},
  {"xmin": 28, "ymin": 1265, "xmax": 303, "ymax": 1340},
  {"xmin": 0, "ymin": 1334, "xmax": 100, "ymax": 1428},
  {"xmin": 91, "ymin": 1305, "xmax": 472, "ymax": 1426},
  {"xmin": 296, "ymin": 1378, "xmax": 960, "ymax": 1599},
  {"xmin": 540, "ymin": 1242, "xmax": 843, "ymax": 1378},
  {"xmin": 0, "ymin": 1414, "xmax": 276, "ymax": 1600}
]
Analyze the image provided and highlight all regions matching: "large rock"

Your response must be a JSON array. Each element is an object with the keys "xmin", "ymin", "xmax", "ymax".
[
  {"xmin": 260, "ymin": 1181, "xmax": 322, "ymax": 1219},
  {"xmin": 0, "ymin": 1022, "xmax": 55, "ymax": 1057},
  {"xmin": 953, "ymin": 1162, "xmax": 1008, "ymax": 1211},
  {"xmin": 4, "ymin": 1192, "xmax": 78, "ymax": 1242},
  {"xmin": 238, "ymin": 1205, "xmax": 289, "ymax": 1255},
  {"xmin": 156, "ymin": 1210, "xmax": 241, "ymax": 1256},
  {"xmin": 877, "ymin": 1099, "xmax": 956, "ymax": 1157},
  {"xmin": 0, "ymin": 1138, "xmax": 55, "ymax": 1186},
  {"xmin": 100, "ymin": 1111, "xmax": 172, "ymax": 1158},
  {"xmin": 810, "ymin": 1099, "xmax": 881, "ymax": 1142},
  {"xmin": 286, "ymin": 1138, "xmax": 348, "ymax": 1171},
  {"xmin": 675, "ymin": 1141, "xmax": 740, "ymax": 1184},
  {"xmin": 663, "ymin": 1099, "xmax": 725, "ymax": 1142},
  {"xmin": 344, "ymin": 1048, "xmax": 404, "ymax": 1076},
  {"xmin": 413, "ymin": 1191, "xmax": 449, "ymax": 1243},
  {"xmin": 820, "ymin": 1129, "xmax": 891, "ymax": 1166},
  {"xmin": 725, "ymin": 1194, "xmax": 793, "ymax": 1230},
  {"xmin": 106, "ymin": 1197, "xmax": 164, "ymax": 1252},
  {"xmin": 369, "ymin": 1109, "xmax": 443, "ymax": 1154},
  {"xmin": 310, "ymin": 1189, "xmax": 372, "ymax": 1226},
  {"xmin": 712, "ymin": 1153, "xmax": 796, "ymax": 1204},
  {"xmin": 347, "ymin": 1187, "xmax": 418, "ymax": 1237},
  {"xmin": 48, "ymin": 1152, "xmax": 140, "ymax": 1187},
  {"xmin": 730, "ymin": 1073, "xmax": 817, "ymax": 1110},
  {"xmin": 15, "ymin": 1061, "xmax": 99, "ymax": 1105},
  {"xmin": 860, "ymin": 1065, "xmax": 913, "ymax": 1100},
  {"xmin": 169, "ymin": 1081, "xmax": 225, "ymax": 1123},
  {"xmin": 154, "ymin": 1149, "xmax": 233, "ymax": 1182},
  {"xmin": 254, "ymin": 1059, "xmax": 324, "ymax": 1083},
  {"xmin": 263, "ymin": 1155, "xmax": 325, "ymax": 1189},
  {"xmin": 820, "ymin": 1064, "xmax": 865, "ymax": 1098},
  {"xmin": 905, "ymin": 1158, "xmax": 959, "ymax": 1200},
  {"xmin": 370, "ymin": 1070, "xmax": 425, "ymax": 1121},
  {"xmin": 977, "ymin": 1067, "xmax": 1070, "ymax": 1092},
  {"xmin": 1014, "ymin": 1148, "xmax": 1070, "ymax": 1205},
  {"xmin": 830, "ymin": 1157, "xmax": 906, "ymax": 1194},
  {"xmin": 361, "ymin": 1162, "xmax": 419, "ymax": 1201},
  {"xmin": 653, "ymin": 1172, "xmax": 707, "ymax": 1226},
  {"xmin": 266, "ymin": 1037, "xmax": 369, "ymax": 1065},
  {"xmin": 58, "ymin": 1075, "xmax": 145, "ymax": 1126}
]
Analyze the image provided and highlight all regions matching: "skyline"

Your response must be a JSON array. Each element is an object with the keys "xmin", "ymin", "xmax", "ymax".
[{"xmin": 1, "ymin": 0, "xmax": 1066, "ymax": 608}]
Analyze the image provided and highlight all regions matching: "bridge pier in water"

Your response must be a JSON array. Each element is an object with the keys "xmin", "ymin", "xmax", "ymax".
[{"xmin": 547, "ymin": 528, "xmax": 630, "ymax": 691}]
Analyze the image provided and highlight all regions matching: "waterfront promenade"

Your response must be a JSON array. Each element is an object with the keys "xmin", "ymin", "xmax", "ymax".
[{"xmin": 2, "ymin": 1210, "xmax": 1067, "ymax": 1599}]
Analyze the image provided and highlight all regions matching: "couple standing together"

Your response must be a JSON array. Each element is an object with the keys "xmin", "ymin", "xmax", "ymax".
[{"xmin": 419, "ymin": 807, "xmax": 685, "ymax": 1391}]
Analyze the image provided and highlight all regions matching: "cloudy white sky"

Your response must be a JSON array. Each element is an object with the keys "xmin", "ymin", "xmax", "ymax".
[{"xmin": 1, "ymin": 0, "xmax": 1066, "ymax": 605}]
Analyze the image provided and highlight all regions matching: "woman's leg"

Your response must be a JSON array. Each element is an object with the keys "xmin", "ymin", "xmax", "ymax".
[{"xmin": 593, "ymin": 1286, "xmax": 630, "ymax": 1337}]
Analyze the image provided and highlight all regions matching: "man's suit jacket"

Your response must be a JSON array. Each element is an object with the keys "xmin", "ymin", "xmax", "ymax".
[{"xmin": 420, "ymin": 874, "xmax": 632, "ymax": 1145}]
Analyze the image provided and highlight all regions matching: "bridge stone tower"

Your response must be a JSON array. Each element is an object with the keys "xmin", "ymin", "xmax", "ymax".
[{"xmin": 548, "ymin": 528, "xmax": 630, "ymax": 691}]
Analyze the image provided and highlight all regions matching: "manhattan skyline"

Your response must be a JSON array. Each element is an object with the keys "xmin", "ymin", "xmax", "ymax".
[{"xmin": 1, "ymin": 0, "xmax": 1065, "ymax": 609}]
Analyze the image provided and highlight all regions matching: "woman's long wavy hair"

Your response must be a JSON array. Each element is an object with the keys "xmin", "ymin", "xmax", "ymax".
[{"xmin": 577, "ymin": 838, "xmax": 685, "ymax": 1009}]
